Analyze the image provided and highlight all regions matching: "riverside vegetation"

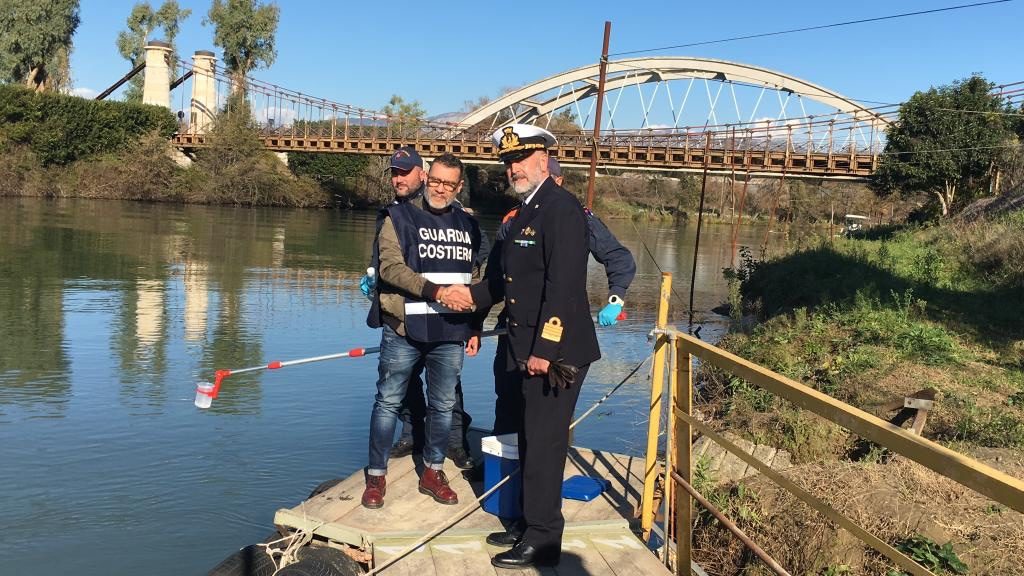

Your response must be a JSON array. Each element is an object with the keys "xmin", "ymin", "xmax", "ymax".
[
  {"xmin": 691, "ymin": 212, "xmax": 1024, "ymax": 575},
  {"xmin": 1, "ymin": 84, "xmax": 894, "ymax": 220}
]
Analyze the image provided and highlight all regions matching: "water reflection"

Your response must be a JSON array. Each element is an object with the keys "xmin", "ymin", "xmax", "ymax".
[{"xmin": 0, "ymin": 196, "xmax": 771, "ymax": 575}]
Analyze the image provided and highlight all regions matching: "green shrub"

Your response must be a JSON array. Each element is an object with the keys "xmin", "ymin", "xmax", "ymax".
[
  {"xmin": 0, "ymin": 84, "xmax": 176, "ymax": 166},
  {"xmin": 888, "ymin": 534, "xmax": 968, "ymax": 575}
]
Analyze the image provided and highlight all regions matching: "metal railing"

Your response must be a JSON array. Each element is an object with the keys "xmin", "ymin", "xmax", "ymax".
[{"xmin": 639, "ymin": 272, "xmax": 1024, "ymax": 575}]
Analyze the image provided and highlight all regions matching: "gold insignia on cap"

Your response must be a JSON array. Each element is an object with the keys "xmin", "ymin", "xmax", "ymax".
[
  {"xmin": 500, "ymin": 127, "xmax": 520, "ymax": 152},
  {"xmin": 541, "ymin": 317, "xmax": 564, "ymax": 342}
]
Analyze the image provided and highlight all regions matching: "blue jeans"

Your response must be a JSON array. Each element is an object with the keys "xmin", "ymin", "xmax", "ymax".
[
  {"xmin": 368, "ymin": 325, "xmax": 464, "ymax": 474},
  {"xmin": 397, "ymin": 376, "xmax": 472, "ymax": 451}
]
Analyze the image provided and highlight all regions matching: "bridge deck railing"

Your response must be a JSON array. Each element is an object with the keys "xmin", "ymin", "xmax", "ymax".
[{"xmin": 639, "ymin": 272, "xmax": 1024, "ymax": 575}]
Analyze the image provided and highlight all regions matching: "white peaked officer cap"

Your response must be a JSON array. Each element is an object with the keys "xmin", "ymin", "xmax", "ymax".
[{"xmin": 491, "ymin": 124, "xmax": 557, "ymax": 162}]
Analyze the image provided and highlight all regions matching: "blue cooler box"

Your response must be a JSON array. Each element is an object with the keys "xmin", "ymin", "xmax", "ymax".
[{"xmin": 481, "ymin": 434, "xmax": 522, "ymax": 519}]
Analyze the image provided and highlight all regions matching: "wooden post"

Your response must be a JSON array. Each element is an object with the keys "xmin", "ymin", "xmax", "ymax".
[
  {"xmin": 674, "ymin": 338, "xmax": 693, "ymax": 575},
  {"xmin": 663, "ymin": 340, "xmax": 678, "ymax": 568},
  {"xmin": 641, "ymin": 272, "xmax": 673, "ymax": 540},
  {"xmin": 585, "ymin": 21, "xmax": 612, "ymax": 211},
  {"xmin": 730, "ymin": 176, "xmax": 749, "ymax": 269}
]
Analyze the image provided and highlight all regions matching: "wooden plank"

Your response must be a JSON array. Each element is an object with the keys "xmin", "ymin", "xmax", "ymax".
[
  {"xmin": 591, "ymin": 532, "xmax": 667, "ymax": 576},
  {"xmin": 428, "ymin": 539, "xmax": 498, "ymax": 576},
  {"xmin": 373, "ymin": 539, "xmax": 436, "ymax": 576},
  {"xmin": 555, "ymin": 536, "xmax": 615, "ymax": 576},
  {"xmin": 334, "ymin": 462, "xmax": 435, "ymax": 533},
  {"xmin": 564, "ymin": 450, "xmax": 645, "ymax": 524},
  {"xmin": 273, "ymin": 508, "xmax": 370, "ymax": 549},
  {"xmin": 292, "ymin": 456, "xmax": 418, "ymax": 523}
]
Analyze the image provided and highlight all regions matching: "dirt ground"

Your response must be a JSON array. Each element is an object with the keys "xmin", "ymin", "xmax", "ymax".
[{"xmin": 692, "ymin": 454, "xmax": 1023, "ymax": 575}]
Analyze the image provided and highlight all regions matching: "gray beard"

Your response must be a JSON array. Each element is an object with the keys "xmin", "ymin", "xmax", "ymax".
[{"xmin": 512, "ymin": 179, "xmax": 533, "ymax": 195}]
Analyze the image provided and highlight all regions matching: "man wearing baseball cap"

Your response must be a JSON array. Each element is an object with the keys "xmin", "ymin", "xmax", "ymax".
[
  {"xmin": 447, "ymin": 124, "xmax": 601, "ymax": 568},
  {"xmin": 361, "ymin": 152, "xmax": 484, "ymax": 509},
  {"xmin": 363, "ymin": 146, "xmax": 478, "ymax": 473}
]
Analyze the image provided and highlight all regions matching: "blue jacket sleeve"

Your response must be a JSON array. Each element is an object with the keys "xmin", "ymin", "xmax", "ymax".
[{"xmin": 587, "ymin": 213, "xmax": 636, "ymax": 300}]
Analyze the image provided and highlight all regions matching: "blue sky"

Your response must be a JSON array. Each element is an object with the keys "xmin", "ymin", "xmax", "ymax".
[{"xmin": 70, "ymin": 0, "xmax": 1022, "ymax": 117}]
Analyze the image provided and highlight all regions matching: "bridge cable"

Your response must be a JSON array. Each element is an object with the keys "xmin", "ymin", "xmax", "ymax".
[{"xmin": 608, "ymin": 0, "xmax": 1014, "ymax": 57}]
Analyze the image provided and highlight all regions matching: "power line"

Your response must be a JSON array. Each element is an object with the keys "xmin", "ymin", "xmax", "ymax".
[{"xmin": 609, "ymin": 0, "xmax": 1014, "ymax": 57}]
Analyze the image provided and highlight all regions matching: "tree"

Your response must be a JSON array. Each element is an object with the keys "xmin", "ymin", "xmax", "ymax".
[
  {"xmin": 116, "ymin": 1, "xmax": 191, "ymax": 102},
  {"xmin": 542, "ymin": 108, "xmax": 581, "ymax": 133},
  {"xmin": 204, "ymin": 0, "xmax": 278, "ymax": 92},
  {"xmin": 873, "ymin": 75, "xmax": 1015, "ymax": 217},
  {"xmin": 0, "ymin": 0, "xmax": 81, "ymax": 92},
  {"xmin": 382, "ymin": 95, "xmax": 426, "ymax": 136}
]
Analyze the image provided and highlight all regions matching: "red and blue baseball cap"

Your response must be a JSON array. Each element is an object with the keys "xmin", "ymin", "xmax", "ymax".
[{"xmin": 389, "ymin": 146, "xmax": 423, "ymax": 171}]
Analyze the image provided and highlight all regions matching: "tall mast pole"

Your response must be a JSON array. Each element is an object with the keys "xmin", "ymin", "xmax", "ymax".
[{"xmin": 585, "ymin": 21, "xmax": 611, "ymax": 211}]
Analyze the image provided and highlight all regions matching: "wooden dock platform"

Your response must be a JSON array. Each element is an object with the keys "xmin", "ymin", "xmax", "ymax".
[{"xmin": 274, "ymin": 446, "xmax": 672, "ymax": 575}]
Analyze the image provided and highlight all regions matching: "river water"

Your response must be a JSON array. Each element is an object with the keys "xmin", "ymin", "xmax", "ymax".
[{"xmin": 0, "ymin": 197, "xmax": 767, "ymax": 574}]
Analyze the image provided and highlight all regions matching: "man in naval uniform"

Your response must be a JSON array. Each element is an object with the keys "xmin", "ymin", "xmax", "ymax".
[
  {"xmin": 490, "ymin": 156, "xmax": 635, "ymax": 437},
  {"xmin": 448, "ymin": 124, "xmax": 601, "ymax": 568},
  {"xmin": 361, "ymin": 153, "xmax": 483, "ymax": 509}
]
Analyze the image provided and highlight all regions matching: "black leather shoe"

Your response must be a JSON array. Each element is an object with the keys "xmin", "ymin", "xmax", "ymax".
[
  {"xmin": 390, "ymin": 440, "xmax": 418, "ymax": 459},
  {"xmin": 491, "ymin": 543, "xmax": 559, "ymax": 569},
  {"xmin": 447, "ymin": 446, "xmax": 475, "ymax": 470},
  {"xmin": 485, "ymin": 530, "xmax": 520, "ymax": 547}
]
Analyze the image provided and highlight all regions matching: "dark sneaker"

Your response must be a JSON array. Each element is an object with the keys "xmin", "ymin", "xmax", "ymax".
[
  {"xmin": 361, "ymin": 474, "xmax": 386, "ymax": 509},
  {"xmin": 446, "ymin": 446, "xmax": 475, "ymax": 470},
  {"xmin": 419, "ymin": 468, "xmax": 458, "ymax": 505},
  {"xmin": 390, "ymin": 440, "xmax": 416, "ymax": 459}
]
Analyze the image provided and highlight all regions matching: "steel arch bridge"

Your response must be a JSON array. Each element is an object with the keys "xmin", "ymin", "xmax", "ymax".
[
  {"xmin": 169, "ymin": 56, "xmax": 899, "ymax": 178},
  {"xmin": 458, "ymin": 57, "xmax": 887, "ymax": 133}
]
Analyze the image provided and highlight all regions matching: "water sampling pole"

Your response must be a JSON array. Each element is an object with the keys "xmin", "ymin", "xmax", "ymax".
[
  {"xmin": 194, "ymin": 328, "xmax": 509, "ymax": 408},
  {"xmin": 193, "ymin": 309, "xmax": 627, "ymax": 409}
]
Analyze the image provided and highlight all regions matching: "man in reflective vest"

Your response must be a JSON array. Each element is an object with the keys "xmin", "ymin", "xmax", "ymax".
[
  {"xmin": 364, "ymin": 147, "xmax": 480, "ymax": 470},
  {"xmin": 361, "ymin": 153, "xmax": 483, "ymax": 509}
]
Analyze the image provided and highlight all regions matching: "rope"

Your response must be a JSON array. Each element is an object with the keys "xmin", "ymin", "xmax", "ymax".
[
  {"xmin": 365, "ymin": 353, "xmax": 653, "ymax": 575},
  {"xmin": 260, "ymin": 502, "xmax": 325, "ymax": 573}
]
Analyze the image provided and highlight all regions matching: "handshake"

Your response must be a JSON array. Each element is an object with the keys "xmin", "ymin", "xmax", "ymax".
[
  {"xmin": 437, "ymin": 284, "xmax": 474, "ymax": 311},
  {"xmin": 359, "ymin": 271, "xmax": 475, "ymax": 311}
]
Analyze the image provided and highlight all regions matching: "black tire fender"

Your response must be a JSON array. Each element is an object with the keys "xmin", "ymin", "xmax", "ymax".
[
  {"xmin": 207, "ymin": 544, "xmax": 278, "ymax": 576},
  {"xmin": 308, "ymin": 478, "xmax": 345, "ymax": 499},
  {"xmin": 275, "ymin": 545, "xmax": 365, "ymax": 576}
]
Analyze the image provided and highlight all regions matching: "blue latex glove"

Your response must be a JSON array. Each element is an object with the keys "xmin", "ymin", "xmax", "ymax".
[
  {"xmin": 598, "ymin": 303, "xmax": 623, "ymax": 326},
  {"xmin": 359, "ymin": 274, "xmax": 376, "ymax": 300}
]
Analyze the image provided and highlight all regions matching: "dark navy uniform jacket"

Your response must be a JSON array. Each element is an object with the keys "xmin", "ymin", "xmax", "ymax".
[
  {"xmin": 497, "ymin": 203, "xmax": 636, "ymax": 302},
  {"xmin": 471, "ymin": 178, "xmax": 601, "ymax": 369}
]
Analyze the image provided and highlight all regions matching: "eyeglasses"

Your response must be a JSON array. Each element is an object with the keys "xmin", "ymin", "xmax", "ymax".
[{"xmin": 427, "ymin": 177, "xmax": 460, "ymax": 192}]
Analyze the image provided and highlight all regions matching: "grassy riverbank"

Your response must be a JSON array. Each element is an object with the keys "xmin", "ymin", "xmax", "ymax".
[{"xmin": 692, "ymin": 213, "xmax": 1024, "ymax": 574}]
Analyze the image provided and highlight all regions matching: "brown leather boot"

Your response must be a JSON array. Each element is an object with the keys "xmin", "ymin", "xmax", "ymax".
[
  {"xmin": 361, "ymin": 474, "xmax": 386, "ymax": 509},
  {"xmin": 419, "ymin": 468, "xmax": 458, "ymax": 505}
]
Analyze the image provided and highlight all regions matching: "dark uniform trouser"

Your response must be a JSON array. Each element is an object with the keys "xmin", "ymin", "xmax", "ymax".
[
  {"xmin": 518, "ymin": 364, "xmax": 590, "ymax": 557},
  {"xmin": 398, "ymin": 364, "xmax": 472, "ymax": 451},
  {"xmin": 492, "ymin": 334, "xmax": 524, "ymax": 436}
]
